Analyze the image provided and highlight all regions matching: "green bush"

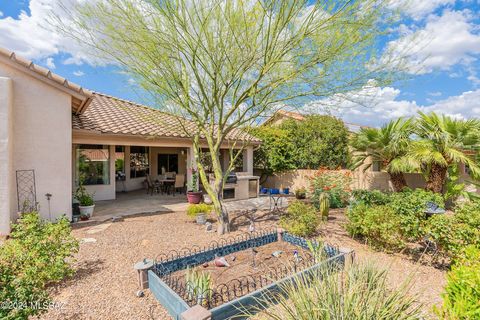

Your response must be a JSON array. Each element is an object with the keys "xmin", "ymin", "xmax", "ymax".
[
  {"xmin": 388, "ymin": 188, "xmax": 444, "ymax": 240},
  {"xmin": 346, "ymin": 205, "xmax": 405, "ymax": 251},
  {"xmin": 280, "ymin": 201, "xmax": 320, "ymax": 237},
  {"xmin": 350, "ymin": 189, "xmax": 390, "ymax": 206},
  {"xmin": 436, "ymin": 246, "xmax": 480, "ymax": 319},
  {"xmin": 186, "ymin": 203, "xmax": 212, "ymax": 218},
  {"xmin": 424, "ymin": 203, "xmax": 480, "ymax": 262},
  {"xmin": 310, "ymin": 169, "xmax": 352, "ymax": 209},
  {"xmin": 0, "ymin": 212, "xmax": 78, "ymax": 319}
]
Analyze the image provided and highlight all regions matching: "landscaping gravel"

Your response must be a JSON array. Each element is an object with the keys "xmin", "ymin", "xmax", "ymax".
[{"xmin": 40, "ymin": 208, "xmax": 445, "ymax": 319}]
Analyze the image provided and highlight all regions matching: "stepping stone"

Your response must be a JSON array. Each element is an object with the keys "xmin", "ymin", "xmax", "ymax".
[
  {"xmin": 86, "ymin": 223, "xmax": 112, "ymax": 234},
  {"xmin": 81, "ymin": 238, "xmax": 97, "ymax": 243}
]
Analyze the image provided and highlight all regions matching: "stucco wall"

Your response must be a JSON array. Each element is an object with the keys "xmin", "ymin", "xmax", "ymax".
[
  {"xmin": 0, "ymin": 77, "xmax": 13, "ymax": 235},
  {"xmin": 261, "ymin": 168, "xmax": 426, "ymax": 192},
  {"xmin": 0, "ymin": 63, "xmax": 73, "ymax": 223}
]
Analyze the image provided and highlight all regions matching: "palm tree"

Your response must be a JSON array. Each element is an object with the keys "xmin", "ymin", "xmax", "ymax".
[
  {"xmin": 350, "ymin": 117, "xmax": 414, "ymax": 192},
  {"xmin": 408, "ymin": 112, "xmax": 480, "ymax": 193}
]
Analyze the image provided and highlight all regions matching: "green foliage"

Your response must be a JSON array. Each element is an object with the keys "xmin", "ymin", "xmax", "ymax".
[
  {"xmin": 436, "ymin": 246, "xmax": 480, "ymax": 319},
  {"xmin": 186, "ymin": 203, "xmax": 212, "ymax": 218},
  {"xmin": 346, "ymin": 204, "xmax": 405, "ymax": 251},
  {"xmin": 245, "ymin": 262, "xmax": 422, "ymax": 319},
  {"xmin": 294, "ymin": 187, "xmax": 307, "ymax": 199},
  {"xmin": 317, "ymin": 192, "xmax": 330, "ymax": 220},
  {"xmin": 424, "ymin": 202, "xmax": 480, "ymax": 261},
  {"xmin": 388, "ymin": 188, "xmax": 444, "ymax": 240},
  {"xmin": 280, "ymin": 115, "xmax": 350, "ymax": 169},
  {"xmin": 251, "ymin": 126, "xmax": 296, "ymax": 175},
  {"xmin": 74, "ymin": 184, "xmax": 94, "ymax": 206},
  {"xmin": 185, "ymin": 268, "xmax": 212, "ymax": 307},
  {"xmin": 310, "ymin": 169, "xmax": 352, "ymax": 209},
  {"xmin": 0, "ymin": 212, "xmax": 79, "ymax": 319},
  {"xmin": 280, "ymin": 201, "xmax": 320, "ymax": 237},
  {"xmin": 351, "ymin": 189, "xmax": 390, "ymax": 206}
]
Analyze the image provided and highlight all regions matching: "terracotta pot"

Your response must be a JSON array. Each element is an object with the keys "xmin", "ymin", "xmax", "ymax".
[{"xmin": 187, "ymin": 191, "xmax": 203, "ymax": 204}]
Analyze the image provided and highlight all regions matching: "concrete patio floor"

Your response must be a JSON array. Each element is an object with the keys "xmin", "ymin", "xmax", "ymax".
[{"xmin": 88, "ymin": 190, "xmax": 289, "ymax": 222}]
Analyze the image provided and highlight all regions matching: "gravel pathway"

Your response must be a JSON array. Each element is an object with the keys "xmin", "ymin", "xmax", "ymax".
[{"xmin": 40, "ymin": 208, "xmax": 446, "ymax": 319}]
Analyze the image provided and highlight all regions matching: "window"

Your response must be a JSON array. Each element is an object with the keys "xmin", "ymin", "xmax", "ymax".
[
  {"xmin": 158, "ymin": 154, "xmax": 178, "ymax": 174},
  {"xmin": 115, "ymin": 146, "xmax": 125, "ymax": 174},
  {"xmin": 76, "ymin": 145, "xmax": 110, "ymax": 185},
  {"xmin": 130, "ymin": 146, "xmax": 149, "ymax": 178}
]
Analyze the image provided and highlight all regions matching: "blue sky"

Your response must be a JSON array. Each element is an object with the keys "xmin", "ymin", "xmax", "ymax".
[{"xmin": 1, "ymin": 0, "xmax": 480, "ymax": 126}]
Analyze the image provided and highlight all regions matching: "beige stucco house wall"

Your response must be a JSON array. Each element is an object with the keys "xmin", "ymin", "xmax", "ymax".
[{"xmin": 0, "ymin": 55, "xmax": 91, "ymax": 236}]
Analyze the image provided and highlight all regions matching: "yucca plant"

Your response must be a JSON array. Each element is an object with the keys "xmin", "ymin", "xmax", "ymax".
[
  {"xmin": 350, "ymin": 117, "xmax": 414, "ymax": 191},
  {"xmin": 243, "ymin": 262, "xmax": 423, "ymax": 320}
]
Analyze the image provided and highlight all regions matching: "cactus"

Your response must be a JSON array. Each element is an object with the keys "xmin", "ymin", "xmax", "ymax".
[{"xmin": 318, "ymin": 192, "xmax": 330, "ymax": 220}]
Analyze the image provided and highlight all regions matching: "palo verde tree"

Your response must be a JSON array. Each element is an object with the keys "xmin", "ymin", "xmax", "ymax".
[{"xmin": 51, "ymin": 0, "xmax": 402, "ymax": 233}]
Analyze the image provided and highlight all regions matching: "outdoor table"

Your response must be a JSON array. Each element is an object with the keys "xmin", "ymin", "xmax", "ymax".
[
  {"xmin": 158, "ymin": 179, "xmax": 175, "ymax": 194},
  {"xmin": 269, "ymin": 193, "xmax": 293, "ymax": 212}
]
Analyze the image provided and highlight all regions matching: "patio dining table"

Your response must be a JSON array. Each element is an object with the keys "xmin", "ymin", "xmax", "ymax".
[
  {"xmin": 269, "ymin": 193, "xmax": 293, "ymax": 212},
  {"xmin": 157, "ymin": 178, "xmax": 175, "ymax": 195}
]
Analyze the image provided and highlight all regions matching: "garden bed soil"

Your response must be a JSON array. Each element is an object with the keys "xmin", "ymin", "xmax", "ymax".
[{"xmin": 171, "ymin": 241, "xmax": 312, "ymax": 286}]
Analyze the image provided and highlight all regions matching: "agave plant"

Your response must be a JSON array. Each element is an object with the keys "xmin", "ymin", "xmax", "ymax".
[
  {"xmin": 407, "ymin": 112, "xmax": 480, "ymax": 193},
  {"xmin": 244, "ymin": 262, "xmax": 423, "ymax": 319},
  {"xmin": 350, "ymin": 117, "xmax": 414, "ymax": 191}
]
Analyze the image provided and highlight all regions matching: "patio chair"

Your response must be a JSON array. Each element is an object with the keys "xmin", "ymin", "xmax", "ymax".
[
  {"xmin": 146, "ymin": 175, "xmax": 160, "ymax": 195},
  {"xmin": 173, "ymin": 174, "xmax": 185, "ymax": 195}
]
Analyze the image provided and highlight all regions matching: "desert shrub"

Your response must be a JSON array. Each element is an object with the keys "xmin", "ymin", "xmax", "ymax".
[
  {"xmin": 436, "ymin": 246, "xmax": 480, "ymax": 319},
  {"xmin": 280, "ymin": 201, "xmax": 320, "ymax": 237},
  {"xmin": 424, "ymin": 203, "xmax": 480, "ymax": 261},
  {"xmin": 0, "ymin": 212, "xmax": 78, "ymax": 319},
  {"xmin": 244, "ymin": 262, "xmax": 422, "ymax": 319},
  {"xmin": 388, "ymin": 188, "xmax": 444, "ymax": 240},
  {"xmin": 310, "ymin": 168, "xmax": 352, "ymax": 209},
  {"xmin": 350, "ymin": 189, "xmax": 390, "ymax": 206},
  {"xmin": 186, "ymin": 203, "xmax": 212, "ymax": 218},
  {"xmin": 346, "ymin": 205, "xmax": 405, "ymax": 251}
]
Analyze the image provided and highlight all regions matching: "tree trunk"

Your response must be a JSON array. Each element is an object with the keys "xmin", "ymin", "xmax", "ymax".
[
  {"xmin": 388, "ymin": 171, "xmax": 407, "ymax": 192},
  {"xmin": 426, "ymin": 163, "xmax": 448, "ymax": 193}
]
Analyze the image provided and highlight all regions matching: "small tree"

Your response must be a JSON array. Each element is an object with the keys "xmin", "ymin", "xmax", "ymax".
[
  {"xmin": 52, "ymin": 0, "xmax": 402, "ymax": 233},
  {"xmin": 281, "ymin": 115, "xmax": 350, "ymax": 169},
  {"xmin": 350, "ymin": 117, "xmax": 413, "ymax": 191}
]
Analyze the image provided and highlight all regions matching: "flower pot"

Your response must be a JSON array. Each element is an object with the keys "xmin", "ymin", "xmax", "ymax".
[
  {"xmin": 79, "ymin": 205, "xmax": 95, "ymax": 217},
  {"xmin": 187, "ymin": 191, "xmax": 203, "ymax": 204},
  {"xmin": 196, "ymin": 213, "xmax": 207, "ymax": 225},
  {"xmin": 295, "ymin": 193, "xmax": 306, "ymax": 200},
  {"xmin": 260, "ymin": 187, "xmax": 268, "ymax": 194},
  {"xmin": 270, "ymin": 188, "xmax": 280, "ymax": 194},
  {"xmin": 283, "ymin": 188, "xmax": 290, "ymax": 194}
]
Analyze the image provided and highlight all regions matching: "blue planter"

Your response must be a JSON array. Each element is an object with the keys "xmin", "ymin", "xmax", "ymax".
[
  {"xmin": 270, "ymin": 188, "xmax": 280, "ymax": 194},
  {"xmin": 260, "ymin": 187, "xmax": 269, "ymax": 194},
  {"xmin": 283, "ymin": 188, "xmax": 290, "ymax": 194}
]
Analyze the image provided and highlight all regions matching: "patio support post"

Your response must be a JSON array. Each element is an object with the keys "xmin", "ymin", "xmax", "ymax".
[
  {"xmin": 0, "ymin": 77, "xmax": 13, "ymax": 237},
  {"xmin": 187, "ymin": 146, "xmax": 198, "ymax": 190},
  {"xmin": 243, "ymin": 146, "xmax": 253, "ymax": 175}
]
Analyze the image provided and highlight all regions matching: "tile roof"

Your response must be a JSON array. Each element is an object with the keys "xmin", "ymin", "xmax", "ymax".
[
  {"xmin": 0, "ymin": 47, "xmax": 92, "ymax": 114},
  {"xmin": 72, "ymin": 93, "xmax": 260, "ymax": 143}
]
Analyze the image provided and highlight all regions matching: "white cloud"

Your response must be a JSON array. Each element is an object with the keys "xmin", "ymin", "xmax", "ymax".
[
  {"xmin": 127, "ymin": 78, "xmax": 136, "ymax": 85},
  {"xmin": 386, "ymin": 10, "xmax": 480, "ymax": 74},
  {"xmin": 73, "ymin": 70, "xmax": 85, "ymax": 76},
  {"xmin": 389, "ymin": 0, "xmax": 455, "ymax": 20},
  {"xmin": 0, "ymin": 11, "xmax": 3, "ymax": 17},
  {"xmin": 305, "ymin": 85, "xmax": 480, "ymax": 127},
  {"xmin": 45, "ymin": 57, "xmax": 56, "ymax": 69},
  {"xmin": 0, "ymin": 0, "xmax": 105, "ymax": 65}
]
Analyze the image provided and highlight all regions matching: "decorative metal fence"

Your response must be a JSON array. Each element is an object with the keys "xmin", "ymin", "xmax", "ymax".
[{"xmin": 152, "ymin": 229, "xmax": 341, "ymax": 309}]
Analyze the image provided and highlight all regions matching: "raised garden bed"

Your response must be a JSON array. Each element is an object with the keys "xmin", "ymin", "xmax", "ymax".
[{"xmin": 147, "ymin": 229, "xmax": 352, "ymax": 319}]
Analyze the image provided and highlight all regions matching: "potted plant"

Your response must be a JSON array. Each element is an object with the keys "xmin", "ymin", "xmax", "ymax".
[
  {"xmin": 74, "ymin": 184, "xmax": 95, "ymax": 217},
  {"xmin": 186, "ymin": 203, "xmax": 211, "ymax": 224},
  {"xmin": 187, "ymin": 168, "xmax": 202, "ymax": 204},
  {"xmin": 295, "ymin": 187, "xmax": 307, "ymax": 199}
]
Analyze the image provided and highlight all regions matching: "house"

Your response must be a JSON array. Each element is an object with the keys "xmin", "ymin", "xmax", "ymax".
[{"xmin": 0, "ymin": 47, "xmax": 259, "ymax": 236}]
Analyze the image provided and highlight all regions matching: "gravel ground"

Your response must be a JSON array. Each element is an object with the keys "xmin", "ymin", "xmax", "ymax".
[{"xmin": 40, "ymin": 208, "xmax": 446, "ymax": 320}]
